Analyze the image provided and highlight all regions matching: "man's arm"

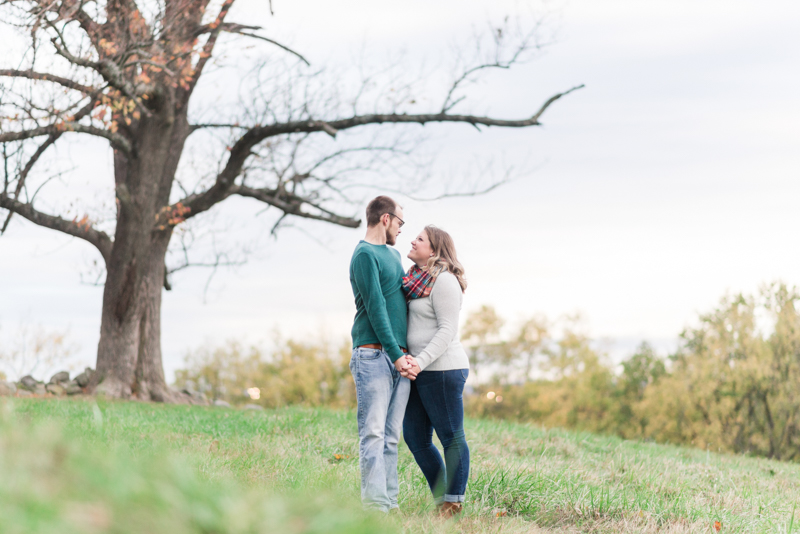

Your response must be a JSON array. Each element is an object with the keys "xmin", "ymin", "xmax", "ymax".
[{"xmin": 352, "ymin": 252, "xmax": 405, "ymax": 362}]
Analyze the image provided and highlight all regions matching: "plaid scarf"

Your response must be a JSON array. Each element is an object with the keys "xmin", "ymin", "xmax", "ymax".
[{"xmin": 402, "ymin": 265, "xmax": 436, "ymax": 300}]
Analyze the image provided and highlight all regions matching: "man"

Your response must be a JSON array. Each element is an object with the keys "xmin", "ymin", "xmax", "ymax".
[{"xmin": 349, "ymin": 195, "xmax": 414, "ymax": 513}]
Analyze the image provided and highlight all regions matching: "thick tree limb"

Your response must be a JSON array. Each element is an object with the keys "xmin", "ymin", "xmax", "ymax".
[
  {"xmin": 194, "ymin": 22, "xmax": 261, "ymax": 36},
  {"xmin": 165, "ymin": 183, "xmax": 359, "ymax": 230},
  {"xmin": 0, "ymin": 122, "xmax": 133, "ymax": 155},
  {"xmin": 186, "ymin": 0, "xmax": 235, "ymax": 95},
  {"xmin": 188, "ymin": 123, "xmax": 248, "ymax": 132},
  {"xmin": 73, "ymin": 7, "xmax": 103, "ymax": 47},
  {"xmin": 245, "ymin": 84, "xmax": 584, "ymax": 140},
  {"xmin": 175, "ymin": 84, "xmax": 582, "ymax": 223},
  {"xmin": 231, "ymin": 185, "xmax": 360, "ymax": 227},
  {"xmin": 0, "ymin": 69, "xmax": 97, "ymax": 94},
  {"xmin": 2, "ymin": 133, "xmax": 60, "ymax": 233},
  {"xmin": 0, "ymin": 96, "xmax": 100, "ymax": 232},
  {"xmin": 0, "ymin": 193, "xmax": 113, "ymax": 262}
]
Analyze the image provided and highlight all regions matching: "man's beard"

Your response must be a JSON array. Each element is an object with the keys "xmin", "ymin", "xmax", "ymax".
[{"xmin": 385, "ymin": 228, "xmax": 396, "ymax": 246}]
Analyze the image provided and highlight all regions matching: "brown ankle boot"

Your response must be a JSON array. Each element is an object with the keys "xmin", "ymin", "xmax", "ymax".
[{"xmin": 439, "ymin": 502, "xmax": 463, "ymax": 518}]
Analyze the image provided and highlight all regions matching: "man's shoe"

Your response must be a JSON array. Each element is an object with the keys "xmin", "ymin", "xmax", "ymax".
[{"xmin": 439, "ymin": 502, "xmax": 463, "ymax": 518}]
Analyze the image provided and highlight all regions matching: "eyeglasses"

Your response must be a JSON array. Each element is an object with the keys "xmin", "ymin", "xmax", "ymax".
[{"xmin": 387, "ymin": 212, "xmax": 405, "ymax": 227}]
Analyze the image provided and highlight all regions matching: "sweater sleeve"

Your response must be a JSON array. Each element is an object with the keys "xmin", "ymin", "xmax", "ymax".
[
  {"xmin": 351, "ymin": 252, "xmax": 405, "ymax": 362},
  {"xmin": 414, "ymin": 273, "xmax": 462, "ymax": 371}
]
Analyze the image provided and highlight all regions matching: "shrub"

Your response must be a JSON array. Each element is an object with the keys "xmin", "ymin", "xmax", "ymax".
[{"xmin": 174, "ymin": 336, "xmax": 355, "ymax": 409}]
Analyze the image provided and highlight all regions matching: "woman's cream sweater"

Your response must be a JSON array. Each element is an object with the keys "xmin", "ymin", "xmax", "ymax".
[{"xmin": 407, "ymin": 271, "xmax": 470, "ymax": 371}]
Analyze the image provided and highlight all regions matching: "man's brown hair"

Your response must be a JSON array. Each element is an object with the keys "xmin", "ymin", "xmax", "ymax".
[{"xmin": 365, "ymin": 195, "xmax": 398, "ymax": 227}]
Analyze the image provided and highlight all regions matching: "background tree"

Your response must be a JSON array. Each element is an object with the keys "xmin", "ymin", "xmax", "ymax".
[
  {"xmin": 462, "ymin": 304, "xmax": 506, "ymax": 380},
  {"xmin": 0, "ymin": 0, "xmax": 582, "ymax": 400},
  {"xmin": 0, "ymin": 323, "xmax": 75, "ymax": 380},
  {"xmin": 636, "ymin": 284, "xmax": 800, "ymax": 460},
  {"xmin": 174, "ymin": 335, "xmax": 354, "ymax": 408}
]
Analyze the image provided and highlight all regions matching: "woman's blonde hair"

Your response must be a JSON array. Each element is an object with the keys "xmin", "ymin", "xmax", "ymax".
[{"xmin": 424, "ymin": 225, "xmax": 467, "ymax": 292}]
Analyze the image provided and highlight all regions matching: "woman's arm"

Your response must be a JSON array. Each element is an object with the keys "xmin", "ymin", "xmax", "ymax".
[{"xmin": 414, "ymin": 273, "xmax": 461, "ymax": 370}]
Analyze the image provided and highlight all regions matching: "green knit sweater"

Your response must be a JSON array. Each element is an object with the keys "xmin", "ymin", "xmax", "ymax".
[{"xmin": 349, "ymin": 241, "xmax": 408, "ymax": 362}]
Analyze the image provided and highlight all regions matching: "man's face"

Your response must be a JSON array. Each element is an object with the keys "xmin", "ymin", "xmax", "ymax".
[{"xmin": 384, "ymin": 206, "xmax": 404, "ymax": 246}]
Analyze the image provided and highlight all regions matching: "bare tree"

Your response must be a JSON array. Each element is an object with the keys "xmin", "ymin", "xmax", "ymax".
[
  {"xmin": 0, "ymin": 323, "xmax": 76, "ymax": 380},
  {"xmin": 0, "ymin": 0, "xmax": 582, "ymax": 401}
]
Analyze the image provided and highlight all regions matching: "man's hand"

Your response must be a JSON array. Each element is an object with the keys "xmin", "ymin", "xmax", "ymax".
[
  {"xmin": 394, "ymin": 356, "xmax": 411, "ymax": 376},
  {"xmin": 401, "ymin": 355, "xmax": 422, "ymax": 380}
]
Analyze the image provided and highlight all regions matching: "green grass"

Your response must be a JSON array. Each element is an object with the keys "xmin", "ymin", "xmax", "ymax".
[{"xmin": 3, "ymin": 398, "xmax": 800, "ymax": 533}]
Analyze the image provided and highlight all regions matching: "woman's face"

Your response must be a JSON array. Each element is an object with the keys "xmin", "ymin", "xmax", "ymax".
[{"xmin": 408, "ymin": 230, "xmax": 433, "ymax": 267}]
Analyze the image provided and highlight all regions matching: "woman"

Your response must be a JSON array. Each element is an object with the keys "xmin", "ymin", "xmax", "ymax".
[{"xmin": 401, "ymin": 225, "xmax": 470, "ymax": 517}]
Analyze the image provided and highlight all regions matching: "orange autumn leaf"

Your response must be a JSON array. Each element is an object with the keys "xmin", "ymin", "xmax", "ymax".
[
  {"xmin": 73, "ymin": 215, "xmax": 92, "ymax": 231},
  {"xmin": 714, "ymin": 521, "xmax": 722, "ymax": 531}
]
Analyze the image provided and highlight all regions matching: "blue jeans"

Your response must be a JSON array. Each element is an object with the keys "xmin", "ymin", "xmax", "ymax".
[
  {"xmin": 350, "ymin": 347, "xmax": 411, "ymax": 512},
  {"xmin": 403, "ymin": 368, "xmax": 470, "ymax": 504}
]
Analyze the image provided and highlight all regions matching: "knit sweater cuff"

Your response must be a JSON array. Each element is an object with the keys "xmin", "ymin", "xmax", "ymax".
[{"xmin": 415, "ymin": 351, "xmax": 433, "ymax": 371}]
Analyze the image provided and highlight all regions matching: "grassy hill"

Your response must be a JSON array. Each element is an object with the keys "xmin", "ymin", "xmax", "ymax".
[{"xmin": 2, "ymin": 398, "xmax": 800, "ymax": 533}]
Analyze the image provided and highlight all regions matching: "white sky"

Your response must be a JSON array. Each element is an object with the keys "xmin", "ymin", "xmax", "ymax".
[{"xmin": 1, "ymin": 0, "xmax": 799, "ymax": 380}]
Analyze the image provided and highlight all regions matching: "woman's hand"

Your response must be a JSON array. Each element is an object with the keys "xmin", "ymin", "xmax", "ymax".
[
  {"xmin": 400, "ymin": 355, "xmax": 422, "ymax": 380},
  {"xmin": 394, "ymin": 356, "xmax": 411, "ymax": 375}
]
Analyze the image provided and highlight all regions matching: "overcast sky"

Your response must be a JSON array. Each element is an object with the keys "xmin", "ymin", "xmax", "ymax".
[{"xmin": 1, "ymin": 0, "xmax": 799, "ymax": 380}]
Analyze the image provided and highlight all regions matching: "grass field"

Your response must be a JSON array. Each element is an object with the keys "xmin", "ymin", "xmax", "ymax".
[{"xmin": 2, "ymin": 398, "xmax": 800, "ymax": 533}]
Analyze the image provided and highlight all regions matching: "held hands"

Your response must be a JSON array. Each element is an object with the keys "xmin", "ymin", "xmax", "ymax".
[{"xmin": 395, "ymin": 354, "xmax": 422, "ymax": 380}]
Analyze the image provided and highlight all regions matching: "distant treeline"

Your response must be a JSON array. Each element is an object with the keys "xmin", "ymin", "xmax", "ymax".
[
  {"xmin": 175, "ymin": 336, "xmax": 356, "ymax": 410},
  {"xmin": 465, "ymin": 282, "xmax": 800, "ymax": 462},
  {"xmin": 175, "ymin": 282, "xmax": 800, "ymax": 462}
]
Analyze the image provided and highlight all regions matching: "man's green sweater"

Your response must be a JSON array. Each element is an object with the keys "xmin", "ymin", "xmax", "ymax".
[{"xmin": 350, "ymin": 241, "xmax": 408, "ymax": 363}]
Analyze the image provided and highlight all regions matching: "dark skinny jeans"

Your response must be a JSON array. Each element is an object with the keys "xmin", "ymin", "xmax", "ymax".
[{"xmin": 402, "ymin": 368, "xmax": 470, "ymax": 503}]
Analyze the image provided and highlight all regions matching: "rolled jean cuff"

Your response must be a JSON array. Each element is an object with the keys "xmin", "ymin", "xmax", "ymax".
[{"xmin": 444, "ymin": 494, "xmax": 465, "ymax": 503}]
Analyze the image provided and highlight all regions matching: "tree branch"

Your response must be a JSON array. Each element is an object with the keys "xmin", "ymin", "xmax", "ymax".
[
  {"xmin": 188, "ymin": 123, "xmax": 248, "ymax": 133},
  {"xmin": 0, "ymin": 69, "xmax": 97, "ymax": 94},
  {"xmin": 225, "ymin": 31, "xmax": 309, "ymax": 66},
  {"xmin": 530, "ymin": 85, "xmax": 585, "ymax": 122},
  {"xmin": 193, "ymin": 21, "xmax": 309, "ymax": 65},
  {"xmin": 173, "ymin": 84, "xmax": 582, "ymax": 223},
  {"xmin": 194, "ymin": 22, "xmax": 261, "ymax": 35},
  {"xmin": 1, "ymin": 95, "xmax": 103, "ymax": 233},
  {"xmin": 49, "ymin": 38, "xmax": 154, "ymax": 117},
  {"xmin": 0, "ymin": 122, "xmax": 133, "ymax": 155},
  {"xmin": 231, "ymin": 184, "xmax": 360, "ymax": 228},
  {"xmin": 186, "ymin": 0, "xmax": 235, "ymax": 94},
  {"xmin": 243, "ymin": 84, "xmax": 584, "ymax": 140},
  {"xmin": 0, "ymin": 194, "xmax": 113, "ymax": 262}
]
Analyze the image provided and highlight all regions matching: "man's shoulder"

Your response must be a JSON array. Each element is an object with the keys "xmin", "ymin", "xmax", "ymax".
[
  {"xmin": 351, "ymin": 241, "xmax": 376, "ymax": 258},
  {"xmin": 352, "ymin": 242, "xmax": 401, "ymax": 260},
  {"xmin": 351, "ymin": 243, "xmax": 380, "ymax": 273}
]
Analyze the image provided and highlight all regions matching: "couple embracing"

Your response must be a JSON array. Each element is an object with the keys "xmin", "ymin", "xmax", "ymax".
[{"xmin": 349, "ymin": 195, "xmax": 470, "ymax": 517}]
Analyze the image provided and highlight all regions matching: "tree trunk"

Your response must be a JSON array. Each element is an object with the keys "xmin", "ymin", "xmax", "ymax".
[
  {"xmin": 94, "ymin": 234, "xmax": 172, "ymax": 400},
  {"xmin": 91, "ymin": 104, "xmax": 189, "ymax": 401}
]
